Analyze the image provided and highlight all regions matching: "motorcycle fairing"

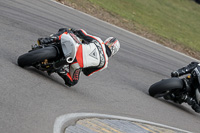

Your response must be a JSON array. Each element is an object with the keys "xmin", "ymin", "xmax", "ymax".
[{"xmin": 61, "ymin": 34, "xmax": 76, "ymax": 63}]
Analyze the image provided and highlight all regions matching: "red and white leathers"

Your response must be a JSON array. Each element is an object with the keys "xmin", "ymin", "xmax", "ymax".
[
  {"xmin": 75, "ymin": 29, "xmax": 109, "ymax": 74},
  {"xmin": 44, "ymin": 28, "xmax": 109, "ymax": 86}
]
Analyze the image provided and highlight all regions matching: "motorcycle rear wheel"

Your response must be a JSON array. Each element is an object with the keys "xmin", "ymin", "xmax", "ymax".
[
  {"xmin": 18, "ymin": 47, "xmax": 57, "ymax": 67},
  {"xmin": 149, "ymin": 78, "xmax": 184, "ymax": 98}
]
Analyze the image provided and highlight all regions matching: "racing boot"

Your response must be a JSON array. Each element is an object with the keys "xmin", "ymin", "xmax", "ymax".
[
  {"xmin": 185, "ymin": 96, "xmax": 200, "ymax": 113},
  {"xmin": 192, "ymin": 103, "xmax": 200, "ymax": 113},
  {"xmin": 57, "ymin": 66, "xmax": 73, "ymax": 87}
]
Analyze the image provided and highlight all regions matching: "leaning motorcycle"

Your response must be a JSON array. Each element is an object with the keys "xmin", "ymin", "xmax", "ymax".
[
  {"xmin": 148, "ymin": 67, "xmax": 200, "ymax": 113},
  {"xmin": 18, "ymin": 31, "xmax": 78, "ymax": 75}
]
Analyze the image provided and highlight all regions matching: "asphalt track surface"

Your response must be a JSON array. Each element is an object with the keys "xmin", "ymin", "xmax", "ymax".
[{"xmin": 0, "ymin": 0, "xmax": 200, "ymax": 133}]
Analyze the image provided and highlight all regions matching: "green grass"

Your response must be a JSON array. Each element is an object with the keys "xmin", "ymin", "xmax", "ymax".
[{"xmin": 89, "ymin": 0, "xmax": 200, "ymax": 52}]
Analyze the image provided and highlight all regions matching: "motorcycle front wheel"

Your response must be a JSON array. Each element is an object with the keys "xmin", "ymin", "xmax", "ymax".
[
  {"xmin": 148, "ymin": 78, "xmax": 184, "ymax": 98},
  {"xmin": 18, "ymin": 46, "xmax": 57, "ymax": 67}
]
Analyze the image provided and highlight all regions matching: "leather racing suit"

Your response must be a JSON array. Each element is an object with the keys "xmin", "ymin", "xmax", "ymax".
[{"xmin": 38, "ymin": 28, "xmax": 111, "ymax": 87}]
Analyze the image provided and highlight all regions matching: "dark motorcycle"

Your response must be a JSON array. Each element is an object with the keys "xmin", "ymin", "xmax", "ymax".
[
  {"xmin": 18, "ymin": 31, "xmax": 78, "ymax": 75},
  {"xmin": 148, "ymin": 67, "xmax": 200, "ymax": 112}
]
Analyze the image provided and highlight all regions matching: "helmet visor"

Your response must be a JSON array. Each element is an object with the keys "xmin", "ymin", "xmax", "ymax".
[{"xmin": 106, "ymin": 38, "xmax": 117, "ymax": 48}]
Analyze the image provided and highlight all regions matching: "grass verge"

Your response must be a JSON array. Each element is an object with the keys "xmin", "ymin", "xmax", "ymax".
[{"xmin": 57, "ymin": 0, "xmax": 200, "ymax": 60}]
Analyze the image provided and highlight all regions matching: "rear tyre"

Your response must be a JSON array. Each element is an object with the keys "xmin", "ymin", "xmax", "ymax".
[
  {"xmin": 18, "ymin": 47, "xmax": 57, "ymax": 67},
  {"xmin": 149, "ymin": 78, "xmax": 184, "ymax": 97}
]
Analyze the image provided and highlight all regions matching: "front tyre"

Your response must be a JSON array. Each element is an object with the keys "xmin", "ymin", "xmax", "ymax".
[
  {"xmin": 149, "ymin": 78, "xmax": 184, "ymax": 97},
  {"xmin": 18, "ymin": 47, "xmax": 57, "ymax": 67}
]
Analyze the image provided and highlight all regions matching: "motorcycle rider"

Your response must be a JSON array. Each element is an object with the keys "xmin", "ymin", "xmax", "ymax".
[
  {"xmin": 37, "ymin": 28, "xmax": 120, "ymax": 87},
  {"xmin": 171, "ymin": 62, "xmax": 200, "ymax": 113}
]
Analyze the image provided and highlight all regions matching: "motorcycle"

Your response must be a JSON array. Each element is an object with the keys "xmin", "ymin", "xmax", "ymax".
[
  {"xmin": 148, "ymin": 67, "xmax": 200, "ymax": 112},
  {"xmin": 18, "ymin": 30, "xmax": 79, "ymax": 75}
]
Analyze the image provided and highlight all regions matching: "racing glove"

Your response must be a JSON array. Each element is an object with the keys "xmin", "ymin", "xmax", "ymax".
[
  {"xmin": 70, "ymin": 28, "xmax": 77, "ymax": 33},
  {"xmin": 192, "ymin": 104, "xmax": 200, "ymax": 113},
  {"xmin": 171, "ymin": 71, "xmax": 179, "ymax": 77},
  {"xmin": 185, "ymin": 96, "xmax": 200, "ymax": 113},
  {"xmin": 171, "ymin": 62, "xmax": 199, "ymax": 77},
  {"xmin": 37, "ymin": 36, "xmax": 59, "ymax": 45}
]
